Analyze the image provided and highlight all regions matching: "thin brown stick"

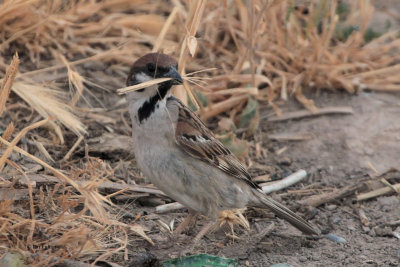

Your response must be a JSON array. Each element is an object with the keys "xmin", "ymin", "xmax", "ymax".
[
  {"xmin": 62, "ymin": 135, "xmax": 84, "ymax": 161},
  {"xmin": 267, "ymin": 106, "xmax": 354, "ymax": 122},
  {"xmin": 202, "ymin": 95, "xmax": 248, "ymax": 120},
  {"xmin": 0, "ymin": 122, "xmax": 15, "ymax": 149},
  {"xmin": 152, "ymin": 6, "xmax": 179, "ymax": 52},
  {"xmin": 0, "ymin": 53, "xmax": 19, "ymax": 117},
  {"xmin": 0, "ymin": 118, "xmax": 50, "ymax": 172},
  {"xmin": 3, "ymin": 174, "xmax": 165, "ymax": 197},
  {"xmin": 0, "ymin": 136, "xmax": 112, "ymax": 221},
  {"xmin": 356, "ymin": 183, "xmax": 400, "ymax": 201},
  {"xmin": 299, "ymin": 183, "xmax": 365, "ymax": 207}
]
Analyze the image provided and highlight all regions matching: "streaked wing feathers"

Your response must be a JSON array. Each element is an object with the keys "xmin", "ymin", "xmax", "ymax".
[{"xmin": 174, "ymin": 100, "xmax": 259, "ymax": 189}]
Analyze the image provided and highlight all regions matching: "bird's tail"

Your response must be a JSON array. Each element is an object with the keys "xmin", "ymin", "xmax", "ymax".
[{"xmin": 252, "ymin": 189, "xmax": 320, "ymax": 235}]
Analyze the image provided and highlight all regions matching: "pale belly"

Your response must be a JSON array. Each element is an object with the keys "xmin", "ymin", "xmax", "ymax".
[{"xmin": 133, "ymin": 138, "xmax": 251, "ymax": 219}]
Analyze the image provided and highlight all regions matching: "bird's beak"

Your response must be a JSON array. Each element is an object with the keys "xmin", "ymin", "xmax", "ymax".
[{"xmin": 163, "ymin": 66, "xmax": 183, "ymax": 85}]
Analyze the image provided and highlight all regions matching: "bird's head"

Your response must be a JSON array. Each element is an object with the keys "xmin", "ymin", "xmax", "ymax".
[{"xmin": 126, "ymin": 53, "xmax": 183, "ymax": 101}]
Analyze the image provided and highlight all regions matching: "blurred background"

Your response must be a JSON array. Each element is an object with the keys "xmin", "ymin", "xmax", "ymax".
[{"xmin": 0, "ymin": 0, "xmax": 399, "ymax": 266}]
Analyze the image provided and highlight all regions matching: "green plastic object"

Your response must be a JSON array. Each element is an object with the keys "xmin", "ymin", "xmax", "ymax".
[{"xmin": 163, "ymin": 254, "xmax": 238, "ymax": 267}]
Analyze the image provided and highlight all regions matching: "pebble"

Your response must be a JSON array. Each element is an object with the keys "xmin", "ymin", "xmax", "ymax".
[
  {"xmin": 374, "ymin": 226, "xmax": 393, "ymax": 237},
  {"xmin": 393, "ymin": 231, "xmax": 400, "ymax": 239},
  {"xmin": 347, "ymin": 225, "xmax": 356, "ymax": 231},
  {"xmin": 326, "ymin": 204, "xmax": 337, "ymax": 211},
  {"xmin": 299, "ymin": 256, "xmax": 307, "ymax": 263},
  {"xmin": 278, "ymin": 157, "xmax": 292, "ymax": 166},
  {"xmin": 330, "ymin": 216, "xmax": 341, "ymax": 224},
  {"xmin": 392, "ymin": 227, "xmax": 400, "ymax": 239},
  {"xmin": 326, "ymin": 233, "xmax": 347, "ymax": 243},
  {"xmin": 368, "ymin": 228, "xmax": 376, "ymax": 237}
]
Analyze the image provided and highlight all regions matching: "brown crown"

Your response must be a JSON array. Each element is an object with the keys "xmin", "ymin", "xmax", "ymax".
[
  {"xmin": 134, "ymin": 53, "xmax": 177, "ymax": 68},
  {"xmin": 127, "ymin": 53, "xmax": 178, "ymax": 86}
]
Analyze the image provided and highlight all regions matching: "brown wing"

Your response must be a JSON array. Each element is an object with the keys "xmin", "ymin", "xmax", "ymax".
[{"xmin": 174, "ymin": 100, "xmax": 260, "ymax": 189}]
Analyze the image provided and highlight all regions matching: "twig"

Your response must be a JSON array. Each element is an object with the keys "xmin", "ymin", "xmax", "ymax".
[
  {"xmin": 152, "ymin": 6, "xmax": 179, "ymax": 52},
  {"xmin": 62, "ymin": 135, "xmax": 84, "ymax": 161},
  {"xmin": 4, "ymin": 174, "xmax": 165, "ymax": 197},
  {"xmin": 175, "ymin": 0, "xmax": 207, "ymax": 104},
  {"xmin": 365, "ymin": 84, "xmax": 400, "ymax": 91},
  {"xmin": 356, "ymin": 183, "xmax": 400, "ymax": 201},
  {"xmin": 267, "ymin": 132, "xmax": 313, "ymax": 141},
  {"xmin": 358, "ymin": 209, "xmax": 370, "ymax": 227},
  {"xmin": 299, "ymin": 184, "xmax": 364, "ymax": 207},
  {"xmin": 0, "ymin": 137, "xmax": 112, "ymax": 223},
  {"xmin": 261, "ymin": 170, "xmax": 307, "ymax": 194},
  {"xmin": 99, "ymin": 182, "xmax": 165, "ymax": 196},
  {"xmin": 0, "ymin": 54, "xmax": 19, "ymax": 117},
  {"xmin": 267, "ymin": 106, "xmax": 354, "ymax": 122},
  {"xmin": 156, "ymin": 202, "xmax": 184, "ymax": 213},
  {"xmin": 0, "ymin": 118, "xmax": 50, "ymax": 172},
  {"xmin": 117, "ymin": 78, "xmax": 172, "ymax": 94},
  {"xmin": 254, "ymin": 222, "xmax": 275, "ymax": 243},
  {"xmin": 380, "ymin": 178, "xmax": 400, "ymax": 193},
  {"xmin": 202, "ymin": 95, "xmax": 248, "ymax": 120},
  {"xmin": 18, "ymin": 48, "xmax": 125, "ymax": 78},
  {"xmin": 0, "ymin": 137, "xmax": 81, "ymax": 189}
]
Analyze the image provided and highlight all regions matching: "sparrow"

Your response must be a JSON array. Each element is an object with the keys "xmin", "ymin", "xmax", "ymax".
[{"xmin": 125, "ymin": 52, "xmax": 320, "ymax": 240}]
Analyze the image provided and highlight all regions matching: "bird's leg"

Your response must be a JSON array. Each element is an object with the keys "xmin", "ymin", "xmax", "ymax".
[
  {"xmin": 173, "ymin": 210, "xmax": 197, "ymax": 235},
  {"xmin": 193, "ymin": 221, "xmax": 216, "ymax": 243}
]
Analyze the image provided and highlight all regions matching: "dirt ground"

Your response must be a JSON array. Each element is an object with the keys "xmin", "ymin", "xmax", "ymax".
[{"xmin": 125, "ymin": 91, "xmax": 400, "ymax": 266}]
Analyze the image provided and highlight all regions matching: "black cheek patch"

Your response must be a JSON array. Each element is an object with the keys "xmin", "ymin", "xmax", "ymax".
[{"xmin": 137, "ymin": 80, "xmax": 173, "ymax": 123}]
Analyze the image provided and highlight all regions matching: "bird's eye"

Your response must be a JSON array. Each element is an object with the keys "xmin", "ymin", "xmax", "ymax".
[{"xmin": 147, "ymin": 63, "xmax": 156, "ymax": 73}]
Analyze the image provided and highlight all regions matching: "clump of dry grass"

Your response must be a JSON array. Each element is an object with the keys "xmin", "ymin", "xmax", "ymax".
[
  {"xmin": 0, "ymin": 54, "xmax": 150, "ymax": 265},
  {"xmin": 192, "ymin": 0, "xmax": 400, "ymax": 117},
  {"xmin": 2, "ymin": 0, "xmax": 399, "ymax": 120}
]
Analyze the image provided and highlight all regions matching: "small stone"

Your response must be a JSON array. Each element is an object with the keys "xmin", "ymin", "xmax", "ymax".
[
  {"xmin": 326, "ymin": 204, "xmax": 337, "ymax": 211},
  {"xmin": 330, "ymin": 216, "xmax": 341, "ymax": 224},
  {"xmin": 374, "ymin": 226, "xmax": 393, "ymax": 237},
  {"xmin": 393, "ymin": 231, "xmax": 400, "ymax": 239},
  {"xmin": 362, "ymin": 226, "xmax": 370, "ymax": 233},
  {"xmin": 326, "ymin": 233, "xmax": 347, "ymax": 243},
  {"xmin": 392, "ymin": 227, "xmax": 400, "ymax": 239},
  {"xmin": 368, "ymin": 228, "xmax": 376, "ymax": 237},
  {"xmin": 312, "ymin": 255, "xmax": 320, "ymax": 261},
  {"xmin": 347, "ymin": 224, "xmax": 356, "ymax": 231},
  {"xmin": 299, "ymin": 256, "xmax": 307, "ymax": 263},
  {"xmin": 278, "ymin": 157, "xmax": 292, "ymax": 166}
]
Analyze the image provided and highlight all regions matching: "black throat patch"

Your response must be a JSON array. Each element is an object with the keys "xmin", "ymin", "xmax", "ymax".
[{"xmin": 137, "ymin": 81, "xmax": 172, "ymax": 123}]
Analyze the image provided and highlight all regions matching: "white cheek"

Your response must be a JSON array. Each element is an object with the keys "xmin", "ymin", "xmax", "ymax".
[{"xmin": 135, "ymin": 72, "xmax": 152, "ymax": 83}]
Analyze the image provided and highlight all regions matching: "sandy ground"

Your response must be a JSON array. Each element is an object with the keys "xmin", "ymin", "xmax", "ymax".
[{"xmin": 125, "ymin": 91, "xmax": 400, "ymax": 266}]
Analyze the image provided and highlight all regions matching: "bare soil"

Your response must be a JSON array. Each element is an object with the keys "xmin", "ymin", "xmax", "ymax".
[{"xmin": 126, "ymin": 91, "xmax": 400, "ymax": 266}]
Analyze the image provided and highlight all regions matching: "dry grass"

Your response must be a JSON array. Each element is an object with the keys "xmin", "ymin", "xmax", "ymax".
[
  {"xmin": 0, "ymin": 0, "xmax": 400, "ymax": 265},
  {"xmin": 1, "ymin": 0, "xmax": 399, "ymax": 116}
]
